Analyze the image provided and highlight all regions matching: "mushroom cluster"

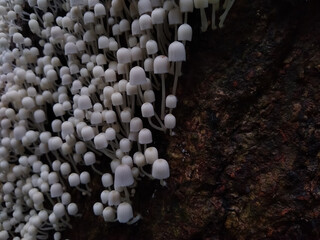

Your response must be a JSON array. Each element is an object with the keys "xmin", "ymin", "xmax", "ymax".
[{"xmin": 0, "ymin": 0, "xmax": 235, "ymax": 239}]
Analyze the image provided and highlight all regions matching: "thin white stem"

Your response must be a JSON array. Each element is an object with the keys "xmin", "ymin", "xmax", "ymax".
[
  {"xmin": 200, "ymin": 8, "xmax": 208, "ymax": 32},
  {"xmin": 172, "ymin": 62, "xmax": 182, "ymax": 96},
  {"xmin": 161, "ymin": 75, "xmax": 166, "ymax": 120}
]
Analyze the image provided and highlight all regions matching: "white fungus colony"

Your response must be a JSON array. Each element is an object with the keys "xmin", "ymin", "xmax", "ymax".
[{"xmin": 0, "ymin": 0, "xmax": 235, "ymax": 239}]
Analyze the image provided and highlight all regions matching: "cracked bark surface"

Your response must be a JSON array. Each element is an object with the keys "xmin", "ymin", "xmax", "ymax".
[{"xmin": 64, "ymin": 0, "xmax": 320, "ymax": 239}]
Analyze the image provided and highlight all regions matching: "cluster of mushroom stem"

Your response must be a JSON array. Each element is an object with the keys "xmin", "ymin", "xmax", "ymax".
[{"xmin": 0, "ymin": 0, "xmax": 235, "ymax": 239}]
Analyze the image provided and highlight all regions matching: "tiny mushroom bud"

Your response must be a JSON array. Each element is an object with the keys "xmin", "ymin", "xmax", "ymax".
[
  {"xmin": 103, "ymin": 207, "xmax": 116, "ymax": 222},
  {"xmin": 100, "ymin": 190, "xmax": 110, "ymax": 204},
  {"xmin": 93, "ymin": 202, "xmax": 104, "ymax": 216},
  {"xmin": 117, "ymin": 202, "xmax": 133, "ymax": 223},
  {"xmin": 101, "ymin": 173, "xmax": 113, "ymax": 188},
  {"xmin": 67, "ymin": 203, "xmax": 79, "ymax": 216}
]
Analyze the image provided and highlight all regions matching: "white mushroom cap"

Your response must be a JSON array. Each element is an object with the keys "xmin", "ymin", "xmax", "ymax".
[
  {"xmin": 117, "ymin": 48, "xmax": 131, "ymax": 64},
  {"xmin": 119, "ymin": 138, "xmax": 131, "ymax": 153},
  {"xmin": 68, "ymin": 173, "xmax": 80, "ymax": 187},
  {"xmin": 141, "ymin": 102, "xmax": 155, "ymax": 117},
  {"xmin": 164, "ymin": 114, "xmax": 176, "ymax": 129},
  {"xmin": 152, "ymin": 159, "xmax": 170, "ymax": 180},
  {"xmin": 120, "ymin": 108, "xmax": 132, "ymax": 123},
  {"xmin": 104, "ymin": 110, "xmax": 117, "ymax": 124},
  {"xmin": 94, "ymin": 3, "xmax": 106, "ymax": 16},
  {"xmin": 130, "ymin": 117, "xmax": 143, "ymax": 132},
  {"xmin": 144, "ymin": 147, "xmax": 158, "ymax": 164},
  {"xmin": 194, "ymin": 0, "xmax": 209, "ymax": 8},
  {"xmin": 119, "ymin": 19, "xmax": 130, "ymax": 32},
  {"xmin": 129, "ymin": 66, "xmax": 147, "ymax": 85},
  {"xmin": 81, "ymin": 126, "xmax": 95, "ymax": 141},
  {"xmin": 94, "ymin": 133, "xmax": 108, "ymax": 149},
  {"xmin": 144, "ymin": 90, "xmax": 155, "ymax": 103},
  {"xmin": 48, "ymin": 136, "xmax": 62, "ymax": 151},
  {"xmin": 138, "ymin": 128, "xmax": 152, "ymax": 144},
  {"xmin": 93, "ymin": 202, "xmax": 104, "ymax": 216},
  {"xmin": 131, "ymin": 19, "xmax": 141, "ymax": 36},
  {"xmin": 53, "ymin": 203, "xmax": 66, "ymax": 218},
  {"xmin": 80, "ymin": 171, "xmax": 91, "ymax": 184},
  {"xmin": 50, "ymin": 183, "xmax": 63, "ymax": 198},
  {"xmin": 117, "ymin": 202, "xmax": 133, "ymax": 223},
  {"xmin": 103, "ymin": 206, "xmax": 116, "ymax": 222},
  {"xmin": 179, "ymin": 0, "xmax": 194, "ymax": 12},
  {"xmin": 0, "ymin": 230, "xmax": 9, "ymax": 240},
  {"xmin": 131, "ymin": 46, "xmax": 143, "ymax": 61},
  {"xmin": 61, "ymin": 192, "xmax": 71, "ymax": 205},
  {"xmin": 154, "ymin": 55, "xmax": 169, "ymax": 74},
  {"xmin": 114, "ymin": 164, "xmax": 134, "ymax": 188},
  {"xmin": 83, "ymin": 151, "xmax": 96, "ymax": 166},
  {"xmin": 77, "ymin": 95, "xmax": 92, "ymax": 110},
  {"xmin": 146, "ymin": 40, "xmax": 158, "ymax": 55},
  {"xmin": 108, "ymin": 190, "xmax": 121, "ymax": 206},
  {"xmin": 126, "ymin": 82, "xmax": 138, "ymax": 95},
  {"xmin": 105, "ymin": 127, "xmax": 116, "ymax": 141},
  {"xmin": 122, "ymin": 155, "xmax": 133, "ymax": 167},
  {"xmin": 168, "ymin": 8, "xmax": 182, "ymax": 25},
  {"xmin": 151, "ymin": 8, "xmax": 165, "ymax": 24},
  {"xmin": 98, "ymin": 36, "xmax": 109, "ymax": 49},
  {"xmin": 101, "ymin": 173, "xmax": 113, "ymax": 188},
  {"xmin": 166, "ymin": 95, "xmax": 178, "ymax": 108},
  {"xmin": 110, "ymin": 159, "xmax": 121, "ymax": 173},
  {"xmin": 168, "ymin": 41, "xmax": 186, "ymax": 62},
  {"xmin": 133, "ymin": 152, "xmax": 146, "ymax": 167},
  {"xmin": 178, "ymin": 24, "xmax": 192, "ymax": 41},
  {"xmin": 67, "ymin": 203, "xmax": 79, "ymax": 216},
  {"xmin": 144, "ymin": 58, "xmax": 154, "ymax": 72},
  {"xmin": 138, "ymin": 0, "xmax": 152, "ymax": 15},
  {"xmin": 105, "ymin": 69, "xmax": 117, "ymax": 82}
]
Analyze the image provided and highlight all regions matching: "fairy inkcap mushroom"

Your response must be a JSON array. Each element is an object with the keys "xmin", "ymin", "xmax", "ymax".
[
  {"xmin": 138, "ymin": 128, "xmax": 153, "ymax": 145},
  {"xmin": 178, "ymin": 23, "xmax": 192, "ymax": 43},
  {"xmin": 164, "ymin": 113, "xmax": 176, "ymax": 135},
  {"xmin": 129, "ymin": 66, "xmax": 147, "ymax": 85},
  {"xmin": 168, "ymin": 41, "xmax": 186, "ymax": 95},
  {"xmin": 114, "ymin": 164, "xmax": 134, "ymax": 189},
  {"xmin": 103, "ymin": 207, "xmax": 116, "ymax": 222},
  {"xmin": 101, "ymin": 173, "xmax": 113, "ymax": 188},
  {"xmin": 152, "ymin": 158, "xmax": 170, "ymax": 186},
  {"xmin": 93, "ymin": 202, "xmax": 104, "ymax": 216},
  {"xmin": 117, "ymin": 202, "xmax": 133, "ymax": 223},
  {"xmin": 108, "ymin": 190, "xmax": 121, "ymax": 206},
  {"xmin": 154, "ymin": 55, "xmax": 170, "ymax": 119}
]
